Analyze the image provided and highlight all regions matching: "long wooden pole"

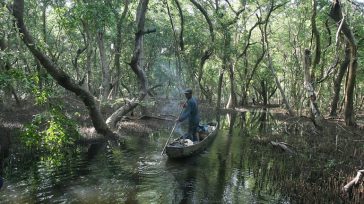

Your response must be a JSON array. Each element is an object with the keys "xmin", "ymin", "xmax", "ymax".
[
  {"xmin": 161, "ymin": 105, "xmax": 184, "ymax": 155},
  {"xmin": 161, "ymin": 122, "xmax": 178, "ymax": 155}
]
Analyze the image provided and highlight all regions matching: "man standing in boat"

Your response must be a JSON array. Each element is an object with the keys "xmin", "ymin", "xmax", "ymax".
[{"xmin": 176, "ymin": 88, "xmax": 200, "ymax": 142}]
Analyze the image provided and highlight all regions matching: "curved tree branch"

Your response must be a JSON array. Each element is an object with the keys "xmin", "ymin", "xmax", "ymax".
[
  {"xmin": 12, "ymin": 0, "xmax": 117, "ymax": 139},
  {"xmin": 190, "ymin": 0, "xmax": 215, "ymax": 42}
]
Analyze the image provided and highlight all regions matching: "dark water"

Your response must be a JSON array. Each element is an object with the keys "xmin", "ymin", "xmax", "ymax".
[{"xmin": 0, "ymin": 110, "xmax": 357, "ymax": 203}]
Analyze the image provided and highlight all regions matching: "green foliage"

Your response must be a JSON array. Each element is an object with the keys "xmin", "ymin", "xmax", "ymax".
[
  {"xmin": 0, "ymin": 69, "xmax": 23, "ymax": 89},
  {"xmin": 21, "ymin": 105, "xmax": 80, "ymax": 151},
  {"xmin": 29, "ymin": 74, "xmax": 51, "ymax": 105},
  {"xmin": 56, "ymin": 1, "xmax": 115, "ymax": 31},
  {"xmin": 2, "ymin": 0, "xmax": 364, "ymax": 122}
]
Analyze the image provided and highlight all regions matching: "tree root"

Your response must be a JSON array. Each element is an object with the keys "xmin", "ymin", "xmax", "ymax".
[
  {"xmin": 270, "ymin": 141, "xmax": 296, "ymax": 155},
  {"xmin": 342, "ymin": 169, "xmax": 364, "ymax": 198}
]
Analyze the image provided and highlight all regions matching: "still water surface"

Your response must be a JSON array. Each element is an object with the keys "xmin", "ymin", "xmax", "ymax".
[{"xmin": 0, "ymin": 111, "xmax": 344, "ymax": 203}]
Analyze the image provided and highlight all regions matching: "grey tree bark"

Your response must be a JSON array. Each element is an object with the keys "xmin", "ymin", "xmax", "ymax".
[
  {"xmin": 304, "ymin": 49, "xmax": 323, "ymax": 125},
  {"xmin": 97, "ymin": 30, "xmax": 111, "ymax": 99}
]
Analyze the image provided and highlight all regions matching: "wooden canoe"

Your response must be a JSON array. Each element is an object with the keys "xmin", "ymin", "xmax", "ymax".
[{"xmin": 165, "ymin": 123, "xmax": 218, "ymax": 159}]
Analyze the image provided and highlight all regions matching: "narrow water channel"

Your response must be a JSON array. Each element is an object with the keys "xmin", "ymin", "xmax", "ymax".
[{"xmin": 0, "ymin": 110, "xmax": 350, "ymax": 203}]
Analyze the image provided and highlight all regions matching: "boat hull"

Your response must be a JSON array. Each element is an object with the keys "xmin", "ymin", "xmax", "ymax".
[{"xmin": 166, "ymin": 125, "xmax": 218, "ymax": 159}]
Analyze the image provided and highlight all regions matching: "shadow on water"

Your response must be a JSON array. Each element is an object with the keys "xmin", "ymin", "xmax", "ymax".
[{"xmin": 1, "ymin": 109, "xmax": 363, "ymax": 203}]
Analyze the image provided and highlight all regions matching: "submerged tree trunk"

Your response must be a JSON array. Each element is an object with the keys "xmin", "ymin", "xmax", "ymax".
[
  {"xmin": 106, "ymin": 0, "xmax": 150, "ymax": 128},
  {"xmin": 329, "ymin": 0, "xmax": 358, "ymax": 126},
  {"xmin": 12, "ymin": 0, "xmax": 116, "ymax": 139},
  {"xmin": 304, "ymin": 49, "xmax": 322, "ymax": 125}
]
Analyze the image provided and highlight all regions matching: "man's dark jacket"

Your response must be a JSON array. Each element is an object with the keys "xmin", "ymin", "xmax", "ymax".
[{"xmin": 179, "ymin": 96, "xmax": 200, "ymax": 126}]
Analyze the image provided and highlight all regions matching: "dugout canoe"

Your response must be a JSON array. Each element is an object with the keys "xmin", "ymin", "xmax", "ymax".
[{"xmin": 165, "ymin": 123, "xmax": 218, "ymax": 159}]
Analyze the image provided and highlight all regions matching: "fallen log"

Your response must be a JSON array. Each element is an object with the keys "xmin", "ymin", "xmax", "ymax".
[
  {"xmin": 343, "ymin": 169, "xmax": 364, "ymax": 197},
  {"xmin": 137, "ymin": 115, "xmax": 174, "ymax": 121}
]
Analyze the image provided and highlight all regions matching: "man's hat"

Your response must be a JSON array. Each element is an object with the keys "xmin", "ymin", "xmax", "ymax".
[{"xmin": 183, "ymin": 88, "xmax": 192, "ymax": 94}]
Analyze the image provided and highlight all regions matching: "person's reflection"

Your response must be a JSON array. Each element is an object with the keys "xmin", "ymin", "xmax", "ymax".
[
  {"xmin": 179, "ymin": 169, "xmax": 197, "ymax": 204},
  {"xmin": 166, "ymin": 158, "xmax": 198, "ymax": 204}
]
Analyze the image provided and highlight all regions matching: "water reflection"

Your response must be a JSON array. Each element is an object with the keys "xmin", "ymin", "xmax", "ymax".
[{"xmin": 0, "ymin": 110, "xmax": 359, "ymax": 203}]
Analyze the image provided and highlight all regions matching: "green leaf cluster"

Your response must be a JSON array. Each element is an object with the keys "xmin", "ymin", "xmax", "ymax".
[
  {"xmin": 21, "ymin": 106, "xmax": 80, "ymax": 151},
  {"xmin": 0, "ymin": 69, "xmax": 24, "ymax": 89}
]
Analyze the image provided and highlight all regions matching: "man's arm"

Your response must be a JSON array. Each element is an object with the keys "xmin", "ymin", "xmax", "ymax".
[{"xmin": 178, "ymin": 100, "xmax": 192, "ymax": 122}]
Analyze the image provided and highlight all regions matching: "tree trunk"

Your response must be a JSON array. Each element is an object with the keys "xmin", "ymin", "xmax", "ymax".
[
  {"xmin": 216, "ymin": 69, "xmax": 224, "ymax": 113},
  {"xmin": 190, "ymin": 0, "xmax": 214, "ymax": 102},
  {"xmin": 72, "ymin": 44, "xmax": 87, "ymax": 82},
  {"xmin": 311, "ymin": 0, "xmax": 321, "ymax": 78},
  {"xmin": 165, "ymin": 0, "xmax": 183, "ymax": 87},
  {"xmin": 106, "ymin": 0, "xmax": 150, "ymax": 128},
  {"xmin": 113, "ymin": 0, "xmax": 130, "ymax": 98},
  {"xmin": 236, "ymin": 17, "xmax": 265, "ymax": 106},
  {"xmin": 329, "ymin": 0, "xmax": 357, "ymax": 126},
  {"xmin": 267, "ymin": 54, "xmax": 293, "ymax": 115},
  {"xmin": 197, "ymin": 50, "xmax": 213, "ymax": 102},
  {"xmin": 174, "ymin": 0, "xmax": 184, "ymax": 51},
  {"xmin": 330, "ymin": 42, "xmax": 349, "ymax": 116},
  {"xmin": 12, "ymin": 0, "xmax": 117, "ymax": 139},
  {"xmin": 343, "ymin": 169, "xmax": 364, "ymax": 198},
  {"xmin": 85, "ymin": 44, "xmax": 93, "ymax": 92},
  {"xmin": 261, "ymin": 80, "xmax": 268, "ymax": 106},
  {"xmin": 304, "ymin": 49, "xmax": 322, "ymax": 125},
  {"xmin": 344, "ymin": 46, "xmax": 357, "ymax": 126},
  {"xmin": 226, "ymin": 61, "xmax": 237, "ymax": 109},
  {"xmin": 97, "ymin": 30, "xmax": 111, "ymax": 99},
  {"xmin": 0, "ymin": 38, "xmax": 20, "ymax": 108},
  {"xmin": 80, "ymin": 20, "xmax": 93, "ymax": 92},
  {"xmin": 260, "ymin": 1, "xmax": 293, "ymax": 115}
]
